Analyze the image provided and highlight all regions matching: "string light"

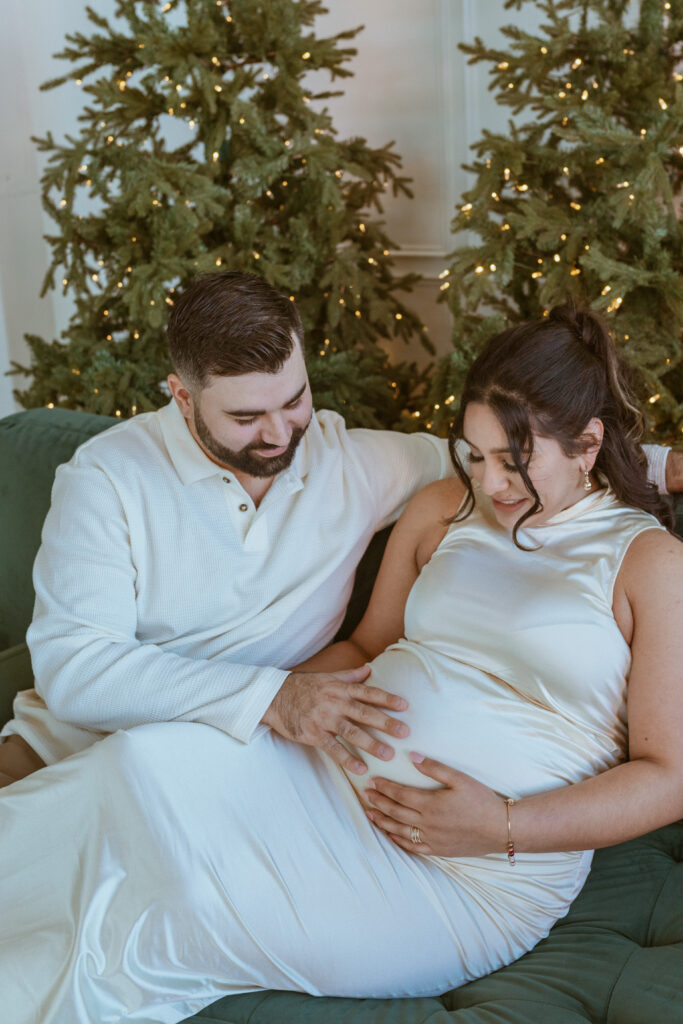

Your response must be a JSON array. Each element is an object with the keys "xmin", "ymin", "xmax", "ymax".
[
  {"xmin": 601, "ymin": 285, "xmax": 612, "ymax": 295},
  {"xmin": 658, "ymin": 98, "xmax": 668, "ymax": 110},
  {"xmin": 649, "ymin": 393, "xmax": 661, "ymax": 403},
  {"xmin": 474, "ymin": 265, "xmax": 484, "ymax": 274},
  {"xmin": 498, "ymin": 61, "xmax": 509, "ymax": 70}
]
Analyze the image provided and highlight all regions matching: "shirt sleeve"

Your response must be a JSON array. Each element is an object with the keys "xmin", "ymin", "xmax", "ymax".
[
  {"xmin": 346, "ymin": 428, "xmax": 455, "ymax": 529},
  {"xmin": 27, "ymin": 461, "xmax": 287, "ymax": 745},
  {"xmin": 641, "ymin": 443, "xmax": 669, "ymax": 495}
]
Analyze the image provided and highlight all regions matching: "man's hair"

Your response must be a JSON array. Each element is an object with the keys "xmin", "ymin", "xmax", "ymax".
[{"xmin": 167, "ymin": 271, "xmax": 304, "ymax": 388}]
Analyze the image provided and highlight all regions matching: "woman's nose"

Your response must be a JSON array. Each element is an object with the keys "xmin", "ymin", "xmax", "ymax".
[{"xmin": 479, "ymin": 462, "xmax": 509, "ymax": 495}]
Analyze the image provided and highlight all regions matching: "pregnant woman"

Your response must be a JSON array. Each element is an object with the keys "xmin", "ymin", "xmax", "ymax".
[{"xmin": 1, "ymin": 304, "xmax": 681, "ymax": 1024}]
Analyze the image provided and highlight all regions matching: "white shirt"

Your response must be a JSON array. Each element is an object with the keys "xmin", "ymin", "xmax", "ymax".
[{"xmin": 8, "ymin": 402, "xmax": 452, "ymax": 763}]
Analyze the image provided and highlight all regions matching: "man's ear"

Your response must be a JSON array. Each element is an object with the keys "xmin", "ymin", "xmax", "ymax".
[
  {"xmin": 167, "ymin": 374, "xmax": 194, "ymax": 420},
  {"xmin": 580, "ymin": 417, "xmax": 604, "ymax": 473}
]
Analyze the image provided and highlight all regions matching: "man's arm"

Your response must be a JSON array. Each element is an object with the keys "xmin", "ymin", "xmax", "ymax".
[
  {"xmin": 28, "ymin": 462, "xmax": 289, "ymax": 745},
  {"xmin": 664, "ymin": 448, "xmax": 683, "ymax": 493}
]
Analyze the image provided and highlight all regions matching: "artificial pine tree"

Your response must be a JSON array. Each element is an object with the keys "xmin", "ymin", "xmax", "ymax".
[
  {"xmin": 15, "ymin": 0, "xmax": 430, "ymax": 428},
  {"xmin": 430, "ymin": 0, "xmax": 683, "ymax": 443}
]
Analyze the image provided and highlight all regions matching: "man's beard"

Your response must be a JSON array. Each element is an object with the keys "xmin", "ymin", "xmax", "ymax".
[{"xmin": 193, "ymin": 405, "xmax": 310, "ymax": 478}]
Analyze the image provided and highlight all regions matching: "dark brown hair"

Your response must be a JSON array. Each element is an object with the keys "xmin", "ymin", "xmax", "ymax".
[
  {"xmin": 448, "ymin": 302, "xmax": 672, "ymax": 546},
  {"xmin": 167, "ymin": 271, "xmax": 304, "ymax": 388}
]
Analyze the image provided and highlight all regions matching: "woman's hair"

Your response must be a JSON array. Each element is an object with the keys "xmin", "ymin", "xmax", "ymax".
[
  {"xmin": 167, "ymin": 270, "xmax": 304, "ymax": 390},
  {"xmin": 448, "ymin": 302, "xmax": 672, "ymax": 546}
]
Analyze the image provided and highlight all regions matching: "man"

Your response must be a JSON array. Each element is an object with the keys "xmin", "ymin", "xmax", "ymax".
[{"xmin": 0, "ymin": 271, "xmax": 678, "ymax": 784}]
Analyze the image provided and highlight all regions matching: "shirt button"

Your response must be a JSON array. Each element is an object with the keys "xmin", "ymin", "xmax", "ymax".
[
  {"xmin": 238, "ymin": 503, "xmax": 249, "ymax": 512},
  {"xmin": 222, "ymin": 476, "xmax": 231, "ymax": 484}
]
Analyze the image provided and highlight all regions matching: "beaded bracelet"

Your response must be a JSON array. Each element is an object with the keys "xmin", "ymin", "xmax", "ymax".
[{"xmin": 504, "ymin": 797, "xmax": 516, "ymax": 866}]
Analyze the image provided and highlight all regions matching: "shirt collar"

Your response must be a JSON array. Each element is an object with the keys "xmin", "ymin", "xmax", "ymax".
[{"xmin": 157, "ymin": 398, "xmax": 315, "ymax": 487}]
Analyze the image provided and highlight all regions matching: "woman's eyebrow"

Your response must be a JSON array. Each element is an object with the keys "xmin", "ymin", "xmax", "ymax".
[{"xmin": 462, "ymin": 435, "xmax": 511, "ymax": 454}]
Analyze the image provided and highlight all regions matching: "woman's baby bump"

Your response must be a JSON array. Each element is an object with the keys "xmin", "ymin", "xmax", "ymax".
[{"xmin": 342, "ymin": 641, "xmax": 595, "ymax": 801}]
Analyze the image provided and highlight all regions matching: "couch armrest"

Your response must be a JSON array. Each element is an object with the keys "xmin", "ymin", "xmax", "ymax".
[{"xmin": 0, "ymin": 643, "xmax": 33, "ymax": 729}]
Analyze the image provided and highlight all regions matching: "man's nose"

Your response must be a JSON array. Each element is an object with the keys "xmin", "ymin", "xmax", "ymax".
[{"xmin": 261, "ymin": 413, "xmax": 291, "ymax": 447}]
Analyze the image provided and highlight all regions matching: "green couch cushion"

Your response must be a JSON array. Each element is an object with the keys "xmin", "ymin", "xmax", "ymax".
[{"xmin": 0, "ymin": 408, "xmax": 116, "ymax": 651}]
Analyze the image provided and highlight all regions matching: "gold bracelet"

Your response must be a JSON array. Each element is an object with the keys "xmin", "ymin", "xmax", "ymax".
[{"xmin": 504, "ymin": 798, "xmax": 516, "ymax": 866}]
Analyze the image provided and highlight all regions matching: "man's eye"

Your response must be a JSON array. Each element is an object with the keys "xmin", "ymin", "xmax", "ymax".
[
  {"xmin": 234, "ymin": 417, "xmax": 257, "ymax": 426},
  {"xmin": 286, "ymin": 396, "xmax": 303, "ymax": 410}
]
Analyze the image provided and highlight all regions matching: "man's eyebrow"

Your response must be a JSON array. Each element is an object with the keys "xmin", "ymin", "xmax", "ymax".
[
  {"xmin": 462, "ymin": 435, "xmax": 511, "ymax": 455},
  {"xmin": 225, "ymin": 382, "xmax": 307, "ymax": 418}
]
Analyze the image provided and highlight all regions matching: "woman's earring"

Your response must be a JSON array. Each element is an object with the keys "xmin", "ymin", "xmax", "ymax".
[{"xmin": 583, "ymin": 469, "xmax": 592, "ymax": 491}]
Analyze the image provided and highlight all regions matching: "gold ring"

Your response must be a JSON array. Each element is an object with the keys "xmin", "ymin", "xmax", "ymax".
[{"xmin": 410, "ymin": 825, "xmax": 422, "ymax": 845}]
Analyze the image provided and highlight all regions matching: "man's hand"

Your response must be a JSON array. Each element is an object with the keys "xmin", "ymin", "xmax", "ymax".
[{"xmin": 262, "ymin": 667, "xmax": 410, "ymax": 774}]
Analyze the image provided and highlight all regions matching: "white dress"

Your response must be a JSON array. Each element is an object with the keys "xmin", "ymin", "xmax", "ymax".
[{"xmin": 0, "ymin": 488, "xmax": 662, "ymax": 1024}]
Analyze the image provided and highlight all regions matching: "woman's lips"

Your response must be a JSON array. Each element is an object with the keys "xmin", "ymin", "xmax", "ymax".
[{"xmin": 491, "ymin": 497, "xmax": 527, "ymax": 512}]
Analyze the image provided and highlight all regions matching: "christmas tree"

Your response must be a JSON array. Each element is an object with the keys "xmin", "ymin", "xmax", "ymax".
[
  {"xmin": 14, "ymin": 0, "xmax": 430, "ymax": 429},
  {"xmin": 429, "ymin": 0, "xmax": 683, "ymax": 443}
]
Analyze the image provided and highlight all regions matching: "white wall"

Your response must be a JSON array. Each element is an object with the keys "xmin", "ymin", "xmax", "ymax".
[{"xmin": 0, "ymin": 0, "xmax": 517, "ymax": 417}]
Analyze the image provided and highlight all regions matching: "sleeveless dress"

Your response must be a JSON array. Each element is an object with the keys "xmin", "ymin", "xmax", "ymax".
[{"xmin": 0, "ymin": 487, "xmax": 663, "ymax": 1024}]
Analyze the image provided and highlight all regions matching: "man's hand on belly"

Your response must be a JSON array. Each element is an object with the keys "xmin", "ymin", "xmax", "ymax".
[{"xmin": 261, "ymin": 668, "xmax": 410, "ymax": 774}]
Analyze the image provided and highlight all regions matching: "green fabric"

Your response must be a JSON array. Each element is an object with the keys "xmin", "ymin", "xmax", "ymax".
[
  {"xmin": 0, "ymin": 643, "xmax": 32, "ymax": 728},
  {"xmin": 0, "ymin": 408, "xmax": 116, "ymax": 651}
]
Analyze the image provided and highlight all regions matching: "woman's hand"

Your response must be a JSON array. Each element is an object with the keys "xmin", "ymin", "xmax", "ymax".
[{"xmin": 364, "ymin": 753, "xmax": 508, "ymax": 858}]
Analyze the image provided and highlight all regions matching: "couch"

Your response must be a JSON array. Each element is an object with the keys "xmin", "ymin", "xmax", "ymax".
[{"xmin": 1, "ymin": 407, "xmax": 682, "ymax": 1024}]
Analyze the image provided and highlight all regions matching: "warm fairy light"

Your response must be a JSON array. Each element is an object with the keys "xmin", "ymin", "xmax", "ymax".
[
  {"xmin": 606, "ymin": 296, "xmax": 623, "ymax": 312},
  {"xmin": 581, "ymin": 90, "xmax": 589, "ymax": 101},
  {"xmin": 537, "ymin": 258, "xmax": 543, "ymax": 264},
  {"xmin": 212, "ymin": 57, "xmax": 220, "ymax": 66},
  {"xmin": 517, "ymin": 184, "xmax": 529, "ymax": 192},
  {"xmin": 91, "ymin": 273, "xmax": 99, "ymax": 282},
  {"xmin": 558, "ymin": 91, "xmax": 566, "ymax": 98},
  {"xmin": 562, "ymin": 166, "xmax": 569, "ymax": 175},
  {"xmin": 560, "ymin": 233, "xmax": 567, "ymax": 240},
  {"xmin": 215, "ymin": 258, "xmax": 222, "ymax": 266},
  {"xmin": 253, "ymin": 251, "xmax": 260, "ymax": 259},
  {"xmin": 214, "ymin": 85, "xmax": 222, "ymax": 92},
  {"xmin": 103, "ymin": 309, "xmax": 109, "ymax": 316},
  {"xmin": 47, "ymin": 403, "xmax": 55, "ymax": 409},
  {"xmin": 602, "ymin": 285, "xmax": 612, "ymax": 295},
  {"xmin": 359, "ymin": 223, "xmax": 366, "ymax": 232},
  {"xmin": 649, "ymin": 393, "xmax": 661, "ymax": 403},
  {"xmin": 150, "ymin": 300, "xmax": 155, "ymax": 306},
  {"xmin": 584, "ymin": 244, "xmax": 590, "ymax": 250},
  {"xmin": 115, "ymin": 410, "xmax": 122, "ymax": 417},
  {"xmin": 175, "ymin": 84, "xmax": 182, "ymax": 93},
  {"xmin": 445, "ymin": 395, "xmax": 455, "ymax": 404},
  {"xmin": 440, "ymin": 282, "xmax": 450, "ymax": 291},
  {"xmin": 501, "ymin": 223, "xmax": 511, "ymax": 231},
  {"xmin": 570, "ymin": 268, "xmax": 581, "ymax": 276},
  {"xmin": 367, "ymin": 257, "xmax": 377, "ymax": 266},
  {"xmin": 617, "ymin": 181, "xmax": 630, "ymax": 188},
  {"xmin": 285, "ymin": 140, "xmax": 292, "ymax": 147},
  {"xmin": 213, "ymin": 151, "xmax": 219, "ymax": 161},
  {"xmin": 302, "ymin": 52, "xmax": 311, "ymax": 60},
  {"xmin": 658, "ymin": 98, "xmax": 668, "ymax": 110},
  {"xmin": 395, "ymin": 313, "xmax": 403, "ymax": 320},
  {"xmin": 504, "ymin": 168, "xmax": 510, "ymax": 181},
  {"xmin": 168, "ymin": 108, "xmax": 174, "ymax": 115},
  {"xmin": 239, "ymin": 117, "xmax": 245, "ymax": 124},
  {"xmin": 62, "ymin": 277, "xmax": 68, "ymax": 285},
  {"xmin": 570, "ymin": 202, "xmax": 581, "ymax": 210},
  {"xmin": 595, "ymin": 157, "xmax": 605, "ymax": 164},
  {"xmin": 461, "ymin": 202, "xmax": 473, "ymax": 212},
  {"xmin": 475, "ymin": 265, "xmax": 484, "ymax": 274},
  {"xmin": 498, "ymin": 61, "xmax": 509, "ymax": 70},
  {"xmin": 489, "ymin": 263, "xmax": 497, "ymax": 271},
  {"xmin": 107, "ymin": 135, "xmax": 114, "ymax": 143},
  {"xmin": 491, "ymin": 191, "xmax": 499, "ymax": 200},
  {"xmin": 553, "ymin": 254, "xmax": 561, "ymax": 262},
  {"xmin": 540, "ymin": 46, "xmax": 548, "ymax": 54},
  {"xmin": 571, "ymin": 58, "xmax": 582, "ymax": 69},
  {"xmin": 60, "ymin": 199, "xmax": 67, "ymax": 207},
  {"xmin": 531, "ymin": 271, "xmax": 542, "ymax": 279},
  {"xmin": 354, "ymin": 310, "xmax": 361, "ymax": 319},
  {"xmin": 507, "ymin": 83, "xmax": 515, "ymax": 90},
  {"xmin": 641, "ymin": 129, "xmax": 648, "ymax": 136},
  {"xmin": 118, "ymin": 80, "xmax": 126, "ymax": 91},
  {"xmin": 131, "ymin": 405, "xmax": 137, "ymax": 415}
]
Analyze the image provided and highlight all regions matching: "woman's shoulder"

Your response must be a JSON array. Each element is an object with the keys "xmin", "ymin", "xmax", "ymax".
[{"xmin": 402, "ymin": 476, "xmax": 467, "ymax": 522}]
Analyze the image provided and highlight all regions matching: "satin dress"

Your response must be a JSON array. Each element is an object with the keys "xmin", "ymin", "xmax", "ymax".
[{"xmin": 0, "ymin": 487, "xmax": 663, "ymax": 1024}]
